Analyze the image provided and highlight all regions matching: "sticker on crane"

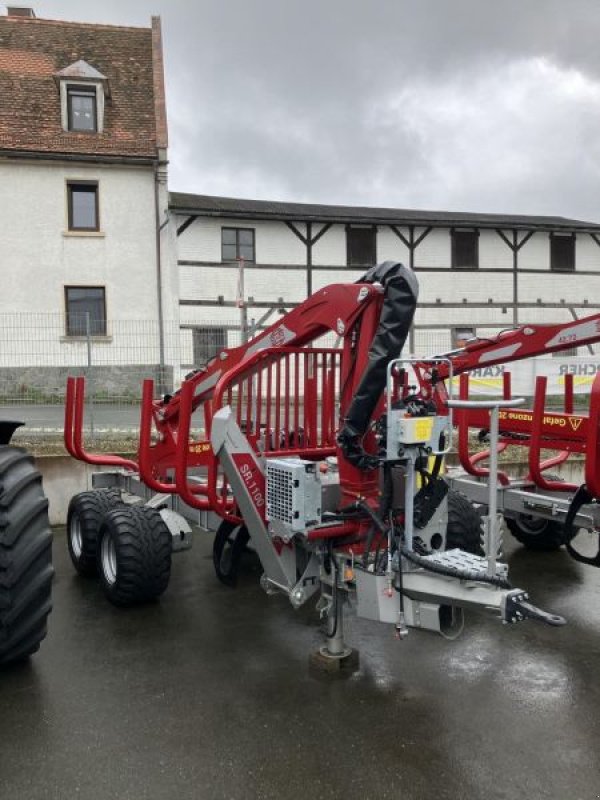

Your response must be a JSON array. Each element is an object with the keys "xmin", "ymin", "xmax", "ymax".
[
  {"xmin": 189, "ymin": 441, "xmax": 212, "ymax": 454},
  {"xmin": 479, "ymin": 343, "xmax": 522, "ymax": 363},
  {"xmin": 244, "ymin": 325, "xmax": 295, "ymax": 359},
  {"xmin": 546, "ymin": 319, "xmax": 600, "ymax": 349},
  {"xmin": 498, "ymin": 409, "xmax": 584, "ymax": 432},
  {"xmin": 232, "ymin": 452, "xmax": 266, "ymax": 515}
]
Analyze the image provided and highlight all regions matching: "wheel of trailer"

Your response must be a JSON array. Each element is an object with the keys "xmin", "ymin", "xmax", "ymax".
[
  {"xmin": 506, "ymin": 515, "xmax": 576, "ymax": 552},
  {"xmin": 213, "ymin": 521, "xmax": 250, "ymax": 587},
  {"xmin": 97, "ymin": 506, "xmax": 172, "ymax": 607},
  {"xmin": 0, "ymin": 446, "xmax": 53, "ymax": 666},
  {"xmin": 446, "ymin": 490, "xmax": 483, "ymax": 555},
  {"xmin": 67, "ymin": 488, "xmax": 122, "ymax": 577}
]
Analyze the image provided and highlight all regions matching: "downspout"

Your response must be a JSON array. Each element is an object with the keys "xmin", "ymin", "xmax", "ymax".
[
  {"xmin": 151, "ymin": 15, "xmax": 169, "ymax": 395},
  {"xmin": 154, "ymin": 160, "xmax": 166, "ymax": 394}
]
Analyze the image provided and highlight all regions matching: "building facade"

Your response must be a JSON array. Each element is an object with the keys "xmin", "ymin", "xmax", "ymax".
[
  {"xmin": 0, "ymin": 7, "xmax": 177, "ymax": 394},
  {"xmin": 170, "ymin": 192, "xmax": 600, "ymax": 367},
  {"xmin": 3, "ymin": 7, "xmax": 600, "ymax": 400}
]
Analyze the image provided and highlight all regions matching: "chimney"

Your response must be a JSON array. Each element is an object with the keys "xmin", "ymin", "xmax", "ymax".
[{"xmin": 6, "ymin": 7, "xmax": 36, "ymax": 16}]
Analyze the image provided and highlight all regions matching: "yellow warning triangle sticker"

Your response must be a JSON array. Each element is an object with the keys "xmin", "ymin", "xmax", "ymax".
[{"xmin": 569, "ymin": 418, "xmax": 583, "ymax": 431}]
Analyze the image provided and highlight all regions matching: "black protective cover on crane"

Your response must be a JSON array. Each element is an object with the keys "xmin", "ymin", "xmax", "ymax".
[{"xmin": 337, "ymin": 261, "xmax": 419, "ymax": 470}]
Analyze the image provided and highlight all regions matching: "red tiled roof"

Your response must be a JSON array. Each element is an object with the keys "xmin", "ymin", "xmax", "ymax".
[{"xmin": 0, "ymin": 14, "xmax": 165, "ymax": 159}]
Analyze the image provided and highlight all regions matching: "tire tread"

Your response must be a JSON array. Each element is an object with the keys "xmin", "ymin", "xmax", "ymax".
[
  {"xmin": 446, "ymin": 490, "xmax": 483, "ymax": 555},
  {"xmin": 98, "ymin": 506, "xmax": 171, "ymax": 607},
  {"xmin": 67, "ymin": 489, "xmax": 122, "ymax": 576},
  {"xmin": 0, "ymin": 445, "xmax": 53, "ymax": 666}
]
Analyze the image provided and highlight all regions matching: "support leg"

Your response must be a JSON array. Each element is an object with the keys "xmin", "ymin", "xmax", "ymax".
[{"xmin": 309, "ymin": 593, "xmax": 359, "ymax": 676}]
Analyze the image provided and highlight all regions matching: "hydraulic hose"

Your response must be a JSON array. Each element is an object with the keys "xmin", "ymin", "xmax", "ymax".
[
  {"xmin": 327, "ymin": 541, "xmax": 339, "ymax": 639},
  {"xmin": 359, "ymin": 500, "xmax": 388, "ymax": 567}
]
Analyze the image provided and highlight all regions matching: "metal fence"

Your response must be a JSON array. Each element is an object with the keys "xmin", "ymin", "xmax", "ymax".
[{"xmin": 0, "ymin": 312, "xmax": 592, "ymax": 443}]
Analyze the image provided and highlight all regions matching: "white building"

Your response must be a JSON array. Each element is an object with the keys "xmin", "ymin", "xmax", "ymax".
[
  {"xmin": 170, "ymin": 192, "xmax": 600, "ymax": 366},
  {"xmin": 3, "ymin": 6, "xmax": 600, "ymax": 398},
  {"xmin": 0, "ymin": 7, "xmax": 178, "ymax": 395}
]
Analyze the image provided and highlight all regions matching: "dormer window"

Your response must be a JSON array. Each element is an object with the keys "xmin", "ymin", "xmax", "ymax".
[
  {"xmin": 55, "ymin": 60, "xmax": 109, "ymax": 134},
  {"xmin": 67, "ymin": 85, "xmax": 97, "ymax": 132}
]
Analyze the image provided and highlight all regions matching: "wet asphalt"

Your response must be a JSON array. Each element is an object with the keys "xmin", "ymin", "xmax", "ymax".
[{"xmin": 1, "ymin": 528, "xmax": 600, "ymax": 800}]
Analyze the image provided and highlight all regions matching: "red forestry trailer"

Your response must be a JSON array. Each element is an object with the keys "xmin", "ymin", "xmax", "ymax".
[{"xmin": 63, "ymin": 262, "xmax": 600, "ymax": 664}]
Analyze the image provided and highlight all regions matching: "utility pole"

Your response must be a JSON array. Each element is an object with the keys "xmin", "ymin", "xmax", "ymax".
[{"xmin": 237, "ymin": 256, "xmax": 248, "ymax": 343}]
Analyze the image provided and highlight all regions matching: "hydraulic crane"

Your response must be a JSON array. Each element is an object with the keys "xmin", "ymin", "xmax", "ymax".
[{"xmin": 63, "ymin": 262, "xmax": 600, "ymax": 664}]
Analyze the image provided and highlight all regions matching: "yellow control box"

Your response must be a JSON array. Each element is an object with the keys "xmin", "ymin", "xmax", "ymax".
[{"xmin": 398, "ymin": 416, "xmax": 434, "ymax": 445}]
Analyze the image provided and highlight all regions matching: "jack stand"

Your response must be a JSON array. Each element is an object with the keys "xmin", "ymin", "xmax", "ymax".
[{"xmin": 309, "ymin": 594, "xmax": 359, "ymax": 676}]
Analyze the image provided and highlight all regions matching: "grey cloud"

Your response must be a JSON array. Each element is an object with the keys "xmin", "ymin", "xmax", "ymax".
[{"xmin": 27, "ymin": 1, "xmax": 600, "ymax": 219}]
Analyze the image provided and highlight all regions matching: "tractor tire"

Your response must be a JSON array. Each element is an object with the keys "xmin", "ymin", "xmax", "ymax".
[
  {"xmin": 506, "ymin": 474, "xmax": 577, "ymax": 551},
  {"xmin": 446, "ymin": 490, "xmax": 483, "ymax": 555},
  {"xmin": 67, "ymin": 488, "xmax": 122, "ymax": 577},
  {"xmin": 506, "ymin": 515, "xmax": 575, "ymax": 552},
  {"xmin": 0, "ymin": 446, "xmax": 53, "ymax": 666},
  {"xmin": 97, "ymin": 506, "xmax": 171, "ymax": 607},
  {"xmin": 213, "ymin": 521, "xmax": 250, "ymax": 587}
]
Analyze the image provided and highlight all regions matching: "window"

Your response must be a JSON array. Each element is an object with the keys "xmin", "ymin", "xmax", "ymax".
[
  {"xmin": 65, "ymin": 286, "xmax": 106, "ymax": 336},
  {"xmin": 550, "ymin": 233, "xmax": 575, "ymax": 271},
  {"xmin": 452, "ymin": 326, "xmax": 476, "ymax": 349},
  {"xmin": 221, "ymin": 228, "xmax": 255, "ymax": 262},
  {"xmin": 67, "ymin": 182, "xmax": 99, "ymax": 231},
  {"xmin": 346, "ymin": 226, "xmax": 376, "ymax": 266},
  {"xmin": 192, "ymin": 326, "xmax": 226, "ymax": 366},
  {"xmin": 451, "ymin": 229, "xmax": 479, "ymax": 269},
  {"xmin": 67, "ymin": 85, "xmax": 97, "ymax": 132},
  {"xmin": 57, "ymin": 63, "xmax": 107, "ymax": 133}
]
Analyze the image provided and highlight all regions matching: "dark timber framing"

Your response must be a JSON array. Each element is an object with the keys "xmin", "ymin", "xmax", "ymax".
[
  {"xmin": 176, "ymin": 215, "xmax": 197, "ymax": 237},
  {"xmin": 285, "ymin": 221, "xmax": 332, "ymax": 296},
  {"xmin": 177, "ymin": 259, "xmax": 600, "ymax": 277},
  {"xmin": 389, "ymin": 225, "xmax": 432, "ymax": 269},
  {"xmin": 172, "ymin": 195, "xmax": 600, "ymax": 352},
  {"xmin": 495, "ymin": 229, "xmax": 534, "ymax": 326}
]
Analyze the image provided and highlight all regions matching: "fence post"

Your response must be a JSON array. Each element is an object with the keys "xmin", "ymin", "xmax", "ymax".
[
  {"xmin": 237, "ymin": 257, "xmax": 248, "ymax": 343},
  {"xmin": 85, "ymin": 312, "xmax": 94, "ymax": 440}
]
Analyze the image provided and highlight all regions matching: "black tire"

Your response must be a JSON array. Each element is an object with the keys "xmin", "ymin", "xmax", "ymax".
[
  {"xmin": 67, "ymin": 489, "xmax": 122, "ymax": 577},
  {"xmin": 97, "ymin": 506, "xmax": 172, "ymax": 607},
  {"xmin": 0, "ymin": 446, "xmax": 53, "ymax": 666},
  {"xmin": 446, "ymin": 490, "xmax": 483, "ymax": 555},
  {"xmin": 506, "ymin": 473, "xmax": 577, "ymax": 551},
  {"xmin": 213, "ymin": 521, "xmax": 250, "ymax": 587},
  {"xmin": 506, "ymin": 515, "xmax": 574, "ymax": 551}
]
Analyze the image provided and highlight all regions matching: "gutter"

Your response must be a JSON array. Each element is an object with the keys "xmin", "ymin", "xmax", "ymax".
[
  {"xmin": 167, "ymin": 207, "xmax": 600, "ymax": 234},
  {"xmin": 154, "ymin": 158, "xmax": 167, "ymax": 394},
  {"xmin": 0, "ymin": 149, "xmax": 156, "ymax": 167}
]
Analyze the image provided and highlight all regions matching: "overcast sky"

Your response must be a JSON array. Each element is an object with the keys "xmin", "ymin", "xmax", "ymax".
[{"xmin": 22, "ymin": 0, "xmax": 600, "ymax": 221}]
